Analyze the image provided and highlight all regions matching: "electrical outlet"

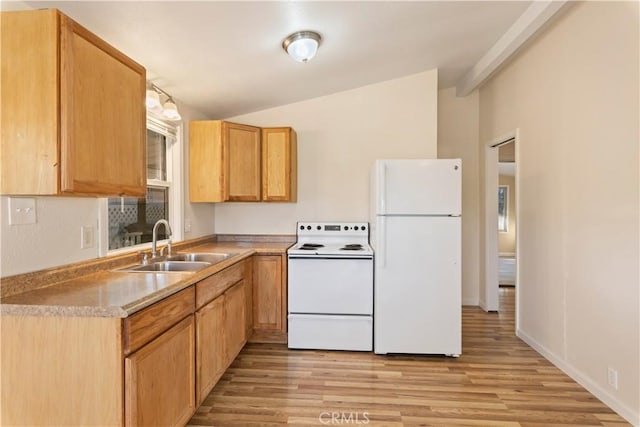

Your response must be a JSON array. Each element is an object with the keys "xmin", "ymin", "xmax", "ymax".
[
  {"xmin": 81, "ymin": 225, "xmax": 95, "ymax": 249},
  {"xmin": 184, "ymin": 219, "xmax": 192, "ymax": 233},
  {"xmin": 607, "ymin": 367, "xmax": 618, "ymax": 390}
]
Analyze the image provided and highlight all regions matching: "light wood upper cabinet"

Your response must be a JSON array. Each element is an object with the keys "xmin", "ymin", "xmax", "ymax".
[
  {"xmin": 190, "ymin": 121, "xmax": 261, "ymax": 202},
  {"xmin": 227, "ymin": 123, "xmax": 262, "ymax": 201},
  {"xmin": 0, "ymin": 9, "xmax": 146, "ymax": 197},
  {"xmin": 190, "ymin": 121, "xmax": 297, "ymax": 202},
  {"xmin": 262, "ymin": 127, "xmax": 297, "ymax": 202}
]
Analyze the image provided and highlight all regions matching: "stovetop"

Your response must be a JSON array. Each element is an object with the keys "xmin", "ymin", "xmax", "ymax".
[{"xmin": 288, "ymin": 222, "xmax": 373, "ymax": 258}]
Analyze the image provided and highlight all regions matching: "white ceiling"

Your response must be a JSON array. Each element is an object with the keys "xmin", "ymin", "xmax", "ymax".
[{"xmin": 14, "ymin": 1, "xmax": 533, "ymax": 118}]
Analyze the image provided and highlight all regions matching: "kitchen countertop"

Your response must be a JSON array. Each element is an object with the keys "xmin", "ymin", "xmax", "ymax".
[{"xmin": 0, "ymin": 241, "xmax": 292, "ymax": 318}]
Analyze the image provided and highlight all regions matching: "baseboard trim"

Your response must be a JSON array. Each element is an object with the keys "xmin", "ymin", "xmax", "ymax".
[
  {"xmin": 462, "ymin": 297, "xmax": 479, "ymax": 306},
  {"xmin": 516, "ymin": 328, "xmax": 639, "ymax": 426}
]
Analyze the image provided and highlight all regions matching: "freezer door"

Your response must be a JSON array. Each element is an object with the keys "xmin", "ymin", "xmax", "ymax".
[
  {"xmin": 374, "ymin": 215, "xmax": 461, "ymax": 355},
  {"xmin": 374, "ymin": 159, "xmax": 461, "ymax": 215}
]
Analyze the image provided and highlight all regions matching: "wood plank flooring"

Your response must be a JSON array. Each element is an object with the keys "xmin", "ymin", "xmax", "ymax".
[{"xmin": 188, "ymin": 288, "xmax": 629, "ymax": 426}]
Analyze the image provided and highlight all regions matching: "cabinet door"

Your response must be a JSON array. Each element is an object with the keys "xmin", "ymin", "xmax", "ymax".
[
  {"xmin": 1, "ymin": 9, "xmax": 59, "ymax": 195},
  {"xmin": 125, "ymin": 316, "xmax": 195, "ymax": 427},
  {"xmin": 252, "ymin": 255, "xmax": 283, "ymax": 331},
  {"xmin": 195, "ymin": 295, "xmax": 226, "ymax": 405},
  {"xmin": 189, "ymin": 120, "xmax": 224, "ymax": 202},
  {"xmin": 59, "ymin": 15, "xmax": 146, "ymax": 196},
  {"xmin": 262, "ymin": 128, "xmax": 297, "ymax": 202},
  {"xmin": 224, "ymin": 280, "xmax": 246, "ymax": 361},
  {"xmin": 243, "ymin": 258, "xmax": 254, "ymax": 339},
  {"xmin": 224, "ymin": 122, "xmax": 261, "ymax": 201}
]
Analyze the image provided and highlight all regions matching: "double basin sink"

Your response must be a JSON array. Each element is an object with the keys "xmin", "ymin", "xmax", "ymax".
[{"xmin": 117, "ymin": 252, "xmax": 235, "ymax": 273}]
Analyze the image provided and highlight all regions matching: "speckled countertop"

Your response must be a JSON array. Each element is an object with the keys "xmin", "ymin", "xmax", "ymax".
[{"xmin": 1, "ymin": 240, "xmax": 292, "ymax": 318}]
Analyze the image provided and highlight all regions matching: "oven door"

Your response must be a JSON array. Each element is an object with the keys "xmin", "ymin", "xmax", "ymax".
[{"xmin": 288, "ymin": 256, "xmax": 373, "ymax": 315}]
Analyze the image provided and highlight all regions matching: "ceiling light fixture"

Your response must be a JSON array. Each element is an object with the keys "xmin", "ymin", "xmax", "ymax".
[
  {"xmin": 145, "ymin": 82, "xmax": 182, "ymax": 121},
  {"xmin": 282, "ymin": 31, "xmax": 321, "ymax": 63}
]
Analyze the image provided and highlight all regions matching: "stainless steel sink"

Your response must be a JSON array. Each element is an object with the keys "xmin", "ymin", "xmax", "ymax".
[
  {"xmin": 115, "ymin": 252, "xmax": 237, "ymax": 273},
  {"xmin": 118, "ymin": 261, "xmax": 211, "ymax": 273},
  {"xmin": 166, "ymin": 252, "xmax": 233, "ymax": 264}
]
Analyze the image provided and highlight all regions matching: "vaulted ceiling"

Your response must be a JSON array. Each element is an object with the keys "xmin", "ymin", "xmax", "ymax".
[{"xmin": 7, "ymin": 1, "xmax": 563, "ymax": 118}]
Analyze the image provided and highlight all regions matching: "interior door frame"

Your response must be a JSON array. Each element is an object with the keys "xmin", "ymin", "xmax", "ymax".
[{"xmin": 483, "ymin": 129, "xmax": 519, "ymax": 325}]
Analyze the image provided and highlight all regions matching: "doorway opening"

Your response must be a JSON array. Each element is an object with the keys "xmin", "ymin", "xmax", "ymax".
[{"xmin": 483, "ymin": 131, "xmax": 519, "ymax": 329}]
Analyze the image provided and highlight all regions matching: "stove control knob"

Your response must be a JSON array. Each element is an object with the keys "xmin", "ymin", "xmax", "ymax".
[
  {"xmin": 300, "ymin": 225, "xmax": 304, "ymax": 230},
  {"xmin": 317, "ymin": 225, "xmax": 321, "ymax": 230},
  {"xmin": 354, "ymin": 226, "xmax": 359, "ymax": 230},
  {"xmin": 361, "ymin": 225, "xmax": 366, "ymax": 231},
  {"xmin": 307, "ymin": 225, "xmax": 312, "ymax": 230},
  {"xmin": 344, "ymin": 226, "xmax": 348, "ymax": 231}
]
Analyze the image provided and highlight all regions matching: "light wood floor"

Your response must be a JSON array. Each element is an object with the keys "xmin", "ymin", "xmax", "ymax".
[{"xmin": 188, "ymin": 288, "xmax": 629, "ymax": 426}]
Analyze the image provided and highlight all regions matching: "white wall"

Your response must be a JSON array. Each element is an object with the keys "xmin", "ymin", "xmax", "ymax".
[
  {"xmin": 437, "ymin": 87, "xmax": 480, "ymax": 306},
  {"xmin": 214, "ymin": 70, "xmax": 439, "ymax": 234},
  {"xmin": 1, "ymin": 101, "xmax": 215, "ymax": 277},
  {"xmin": 479, "ymin": 2, "xmax": 639, "ymax": 423},
  {"xmin": 0, "ymin": 197, "xmax": 100, "ymax": 277},
  {"xmin": 180, "ymin": 101, "xmax": 216, "ymax": 239}
]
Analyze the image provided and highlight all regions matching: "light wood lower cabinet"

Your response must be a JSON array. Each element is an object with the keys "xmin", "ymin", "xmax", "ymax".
[
  {"xmin": 125, "ymin": 316, "xmax": 196, "ymax": 427},
  {"xmin": 0, "ymin": 256, "xmax": 269, "ymax": 426},
  {"xmin": 251, "ymin": 254, "xmax": 288, "ymax": 343},
  {"xmin": 195, "ymin": 261, "xmax": 250, "ymax": 405},
  {"xmin": 243, "ymin": 257, "xmax": 254, "ymax": 339},
  {"xmin": 196, "ymin": 293, "xmax": 226, "ymax": 403},
  {"xmin": 224, "ymin": 280, "xmax": 247, "ymax": 359},
  {"xmin": 123, "ymin": 287, "xmax": 196, "ymax": 427}
]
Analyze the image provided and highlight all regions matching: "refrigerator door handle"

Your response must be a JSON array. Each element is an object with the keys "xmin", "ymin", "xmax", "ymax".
[
  {"xmin": 378, "ymin": 216, "xmax": 386, "ymax": 268},
  {"xmin": 378, "ymin": 162, "xmax": 387, "ymax": 214}
]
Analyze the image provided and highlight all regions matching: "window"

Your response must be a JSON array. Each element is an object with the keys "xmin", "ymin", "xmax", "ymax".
[
  {"xmin": 498, "ymin": 185, "xmax": 509, "ymax": 233},
  {"xmin": 102, "ymin": 116, "xmax": 182, "ymax": 254}
]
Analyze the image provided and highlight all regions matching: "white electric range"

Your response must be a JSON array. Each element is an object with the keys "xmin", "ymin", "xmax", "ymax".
[{"xmin": 287, "ymin": 222, "xmax": 373, "ymax": 351}]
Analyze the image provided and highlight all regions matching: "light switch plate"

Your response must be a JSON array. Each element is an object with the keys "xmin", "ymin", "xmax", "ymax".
[{"xmin": 8, "ymin": 197, "xmax": 36, "ymax": 225}]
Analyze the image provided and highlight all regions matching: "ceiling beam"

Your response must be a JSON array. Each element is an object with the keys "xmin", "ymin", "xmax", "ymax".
[{"xmin": 455, "ymin": 0, "xmax": 569, "ymax": 97}]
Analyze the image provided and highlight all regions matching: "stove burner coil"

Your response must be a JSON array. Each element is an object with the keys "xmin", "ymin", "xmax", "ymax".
[
  {"xmin": 341, "ymin": 244, "xmax": 363, "ymax": 251},
  {"xmin": 299, "ymin": 243, "xmax": 325, "ymax": 250}
]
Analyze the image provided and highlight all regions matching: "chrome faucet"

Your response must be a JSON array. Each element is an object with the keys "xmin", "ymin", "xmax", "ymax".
[{"xmin": 151, "ymin": 219, "xmax": 172, "ymax": 259}]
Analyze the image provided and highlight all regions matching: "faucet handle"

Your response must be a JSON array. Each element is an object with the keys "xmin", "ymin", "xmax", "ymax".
[
  {"xmin": 167, "ymin": 241, "xmax": 173, "ymax": 256},
  {"xmin": 139, "ymin": 252, "xmax": 149, "ymax": 265}
]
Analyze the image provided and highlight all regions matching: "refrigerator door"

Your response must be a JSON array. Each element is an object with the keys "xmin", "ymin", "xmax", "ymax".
[
  {"xmin": 374, "ymin": 159, "xmax": 461, "ymax": 216},
  {"xmin": 374, "ymin": 215, "xmax": 461, "ymax": 355}
]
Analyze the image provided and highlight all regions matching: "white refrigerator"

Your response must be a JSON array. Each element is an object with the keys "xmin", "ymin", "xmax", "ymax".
[{"xmin": 371, "ymin": 159, "xmax": 461, "ymax": 356}]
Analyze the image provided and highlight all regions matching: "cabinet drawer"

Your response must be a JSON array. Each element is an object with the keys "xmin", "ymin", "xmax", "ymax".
[
  {"xmin": 196, "ymin": 261, "xmax": 244, "ymax": 309},
  {"xmin": 124, "ymin": 287, "xmax": 195, "ymax": 355}
]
